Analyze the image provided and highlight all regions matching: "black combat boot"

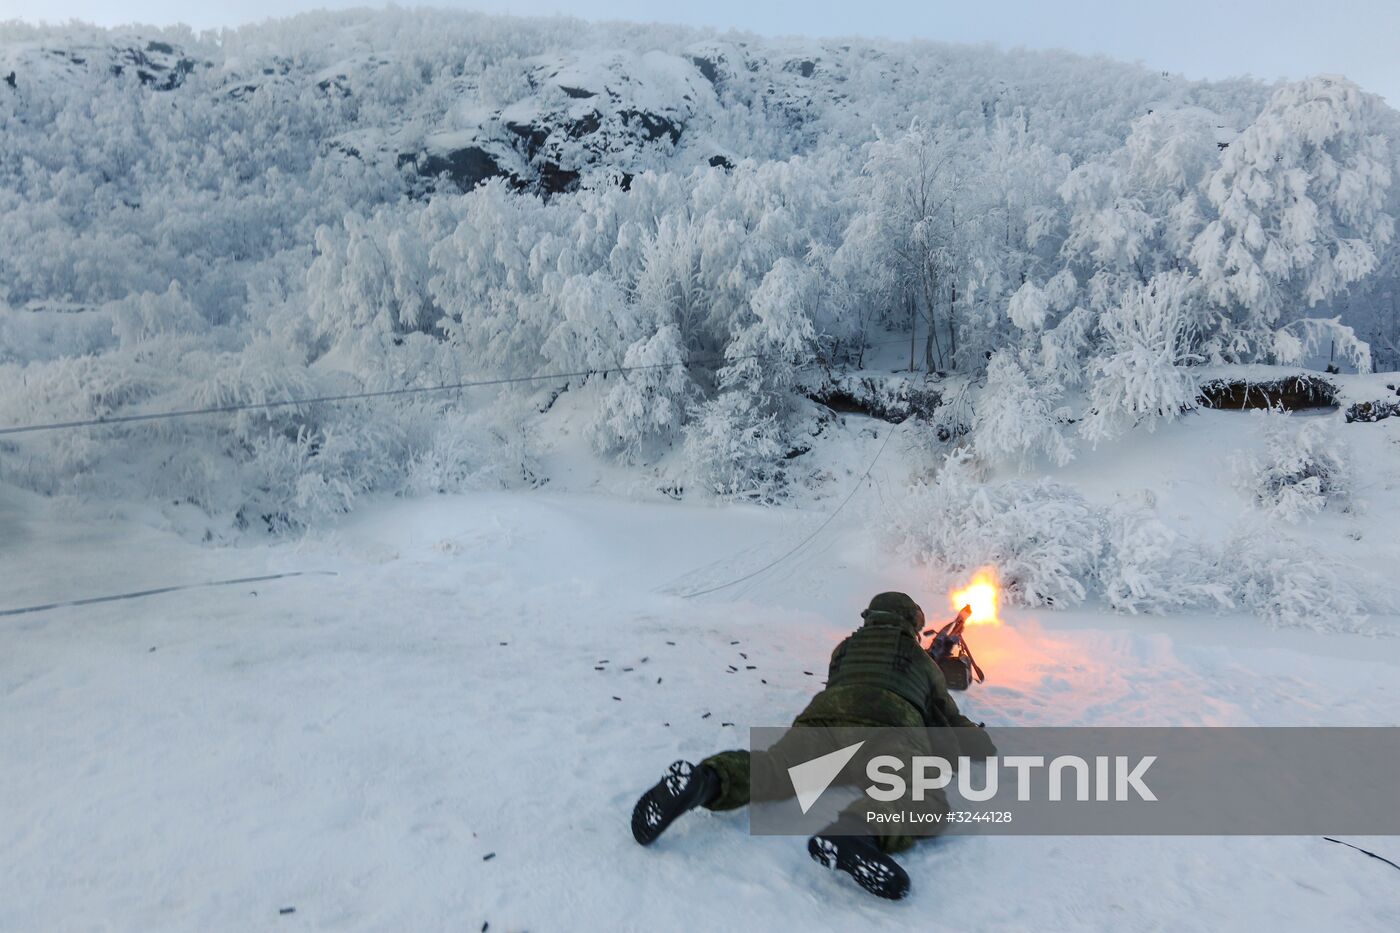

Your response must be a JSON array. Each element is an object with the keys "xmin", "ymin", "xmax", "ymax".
[
  {"xmin": 807, "ymin": 828, "xmax": 911, "ymax": 900},
  {"xmin": 631, "ymin": 760, "xmax": 721, "ymax": 845}
]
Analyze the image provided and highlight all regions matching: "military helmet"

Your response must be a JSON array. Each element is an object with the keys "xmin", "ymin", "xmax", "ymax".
[{"xmin": 861, "ymin": 591, "xmax": 926, "ymax": 634}]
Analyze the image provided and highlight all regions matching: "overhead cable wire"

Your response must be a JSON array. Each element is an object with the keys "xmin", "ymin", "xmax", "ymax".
[
  {"xmin": 677, "ymin": 422, "xmax": 899, "ymax": 599},
  {"xmin": 0, "ymin": 337, "xmax": 917, "ymax": 437}
]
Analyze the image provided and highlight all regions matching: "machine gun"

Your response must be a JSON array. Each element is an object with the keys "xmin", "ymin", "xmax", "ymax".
[{"xmin": 924, "ymin": 604, "xmax": 985, "ymax": 691}]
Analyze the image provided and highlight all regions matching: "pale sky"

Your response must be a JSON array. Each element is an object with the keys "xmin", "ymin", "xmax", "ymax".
[{"xmin": 2, "ymin": 0, "xmax": 1396, "ymax": 105}]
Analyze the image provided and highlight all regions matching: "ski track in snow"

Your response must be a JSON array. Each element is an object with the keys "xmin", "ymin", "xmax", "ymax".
[{"xmin": 4, "ymin": 476, "xmax": 1400, "ymax": 932}]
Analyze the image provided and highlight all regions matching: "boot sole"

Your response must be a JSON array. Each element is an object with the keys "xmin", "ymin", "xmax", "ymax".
[
  {"xmin": 631, "ymin": 760, "xmax": 700, "ymax": 846},
  {"xmin": 808, "ymin": 834, "xmax": 910, "ymax": 900}
]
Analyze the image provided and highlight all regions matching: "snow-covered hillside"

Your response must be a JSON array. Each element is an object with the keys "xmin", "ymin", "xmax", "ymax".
[
  {"xmin": 0, "ymin": 13, "xmax": 1254, "ymax": 200},
  {"xmin": 3, "ymin": 8, "xmax": 1399, "ymax": 536}
]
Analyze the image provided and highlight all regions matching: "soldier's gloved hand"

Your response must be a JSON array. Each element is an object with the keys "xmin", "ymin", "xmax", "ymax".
[{"xmin": 958, "ymin": 725, "xmax": 997, "ymax": 760}]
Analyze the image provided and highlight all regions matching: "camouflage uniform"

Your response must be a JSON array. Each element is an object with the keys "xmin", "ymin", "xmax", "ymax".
[{"xmin": 700, "ymin": 592, "xmax": 989, "ymax": 853}]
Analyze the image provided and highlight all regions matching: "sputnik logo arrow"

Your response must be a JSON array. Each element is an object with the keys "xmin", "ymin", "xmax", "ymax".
[{"xmin": 788, "ymin": 741, "xmax": 865, "ymax": 814}]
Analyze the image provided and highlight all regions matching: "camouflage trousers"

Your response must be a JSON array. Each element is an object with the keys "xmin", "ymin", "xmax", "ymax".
[{"xmin": 701, "ymin": 718, "xmax": 951, "ymax": 854}]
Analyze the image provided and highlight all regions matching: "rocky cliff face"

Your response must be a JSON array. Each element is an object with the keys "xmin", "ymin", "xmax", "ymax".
[
  {"xmin": 0, "ymin": 25, "xmax": 936, "ymax": 200},
  {"xmin": 1, "ymin": 13, "xmax": 1270, "ymax": 224},
  {"xmin": 3, "ymin": 36, "xmax": 207, "ymax": 92},
  {"xmin": 386, "ymin": 43, "xmax": 854, "ymax": 196}
]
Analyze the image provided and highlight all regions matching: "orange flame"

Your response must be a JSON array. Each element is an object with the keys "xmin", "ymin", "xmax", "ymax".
[{"xmin": 949, "ymin": 568, "xmax": 1000, "ymax": 626}]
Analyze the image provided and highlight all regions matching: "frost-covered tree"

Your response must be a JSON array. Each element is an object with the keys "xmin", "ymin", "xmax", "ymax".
[
  {"xmin": 593, "ymin": 324, "xmax": 696, "ymax": 461},
  {"xmin": 971, "ymin": 350, "xmax": 1073, "ymax": 468},
  {"xmin": 1080, "ymin": 271, "xmax": 1202, "ymax": 443},
  {"xmin": 886, "ymin": 449, "xmax": 1104, "ymax": 607},
  {"xmin": 1225, "ymin": 524, "xmax": 1370, "ymax": 630},
  {"xmin": 1061, "ymin": 108, "xmax": 1219, "ymax": 289},
  {"xmin": 846, "ymin": 123, "xmax": 966, "ymax": 372},
  {"xmin": 1098, "ymin": 498, "xmax": 1231, "ymax": 614},
  {"xmin": 1231, "ymin": 409, "xmax": 1351, "ymax": 522},
  {"xmin": 109, "ymin": 281, "xmax": 208, "ymax": 347},
  {"xmin": 1191, "ymin": 77, "xmax": 1394, "ymax": 361},
  {"xmin": 683, "ymin": 258, "xmax": 819, "ymax": 498},
  {"xmin": 957, "ymin": 117, "xmax": 1071, "ymax": 365}
]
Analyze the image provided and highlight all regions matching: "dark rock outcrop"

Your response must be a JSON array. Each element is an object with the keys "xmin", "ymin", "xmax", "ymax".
[
  {"xmin": 690, "ymin": 55, "xmax": 721, "ymax": 85},
  {"xmin": 490, "ymin": 102, "xmax": 683, "ymax": 196},
  {"xmin": 620, "ymin": 109, "xmax": 682, "ymax": 144},
  {"xmin": 1198, "ymin": 375, "xmax": 1339, "ymax": 411},
  {"xmin": 1345, "ymin": 399, "xmax": 1400, "ymax": 423},
  {"xmin": 31, "ymin": 39, "xmax": 201, "ymax": 91},
  {"xmin": 802, "ymin": 370, "xmax": 942, "ymax": 423},
  {"xmin": 506, "ymin": 121, "xmax": 550, "ymax": 158},
  {"xmin": 564, "ymin": 109, "xmax": 602, "ymax": 138},
  {"xmin": 404, "ymin": 146, "xmax": 509, "ymax": 192},
  {"xmin": 317, "ymin": 74, "xmax": 352, "ymax": 97},
  {"xmin": 538, "ymin": 161, "xmax": 581, "ymax": 195},
  {"xmin": 112, "ymin": 43, "xmax": 198, "ymax": 90}
]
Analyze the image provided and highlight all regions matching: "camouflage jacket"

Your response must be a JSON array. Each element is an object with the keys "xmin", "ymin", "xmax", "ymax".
[{"xmin": 796, "ymin": 610, "xmax": 976, "ymax": 731}]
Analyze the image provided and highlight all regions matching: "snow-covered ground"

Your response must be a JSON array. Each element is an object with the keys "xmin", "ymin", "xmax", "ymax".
[{"xmin": 4, "ymin": 401, "xmax": 1400, "ymax": 932}]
